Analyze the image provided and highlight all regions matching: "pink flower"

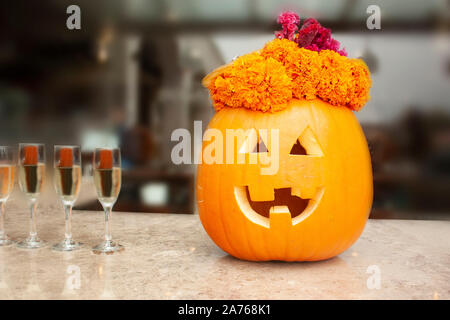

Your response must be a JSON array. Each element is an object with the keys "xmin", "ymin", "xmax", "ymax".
[
  {"xmin": 274, "ymin": 12, "xmax": 347, "ymax": 56},
  {"xmin": 274, "ymin": 31, "xmax": 284, "ymax": 39},
  {"xmin": 296, "ymin": 18, "xmax": 347, "ymax": 56},
  {"xmin": 277, "ymin": 11, "xmax": 300, "ymax": 26},
  {"xmin": 328, "ymin": 39, "xmax": 340, "ymax": 52},
  {"xmin": 305, "ymin": 44, "xmax": 319, "ymax": 52},
  {"xmin": 296, "ymin": 19, "xmax": 319, "ymax": 47},
  {"xmin": 337, "ymin": 48, "xmax": 347, "ymax": 56},
  {"xmin": 275, "ymin": 11, "xmax": 300, "ymax": 41}
]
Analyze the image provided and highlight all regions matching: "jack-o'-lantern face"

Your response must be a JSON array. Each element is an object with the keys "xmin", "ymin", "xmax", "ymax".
[
  {"xmin": 233, "ymin": 119, "xmax": 325, "ymax": 230},
  {"xmin": 197, "ymin": 99, "xmax": 373, "ymax": 262}
]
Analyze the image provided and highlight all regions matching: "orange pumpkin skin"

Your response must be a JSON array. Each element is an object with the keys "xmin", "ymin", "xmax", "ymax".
[{"xmin": 197, "ymin": 99, "xmax": 373, "ymax": 261}]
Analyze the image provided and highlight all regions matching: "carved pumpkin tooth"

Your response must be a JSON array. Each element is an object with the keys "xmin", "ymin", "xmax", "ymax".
[
  {"xmin": 269, "ymin": 205, "xmax": 290, "ymax": 215},
  {"xmin": 247, "ymin": 185, "xmax": 274, "ymax": 202},
  {"xmin": 290, "ymin": 186, "xmax": 315, "ymax": 199},
  {"xmin": 300, "ymin": 186, "xmax": 316, "ymax": 199},
  {"xmin": 269, "ymin": 206, "xmax": 293, "ymax": 228},
  {"xmin": 290, "ymin": 187, "xmax": 302, "ymax": 198}
]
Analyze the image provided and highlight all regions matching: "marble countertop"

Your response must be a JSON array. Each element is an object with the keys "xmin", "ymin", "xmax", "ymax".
[{"xmin": 0, "ymin": 205, "xmax": 449, "ymax": 300}]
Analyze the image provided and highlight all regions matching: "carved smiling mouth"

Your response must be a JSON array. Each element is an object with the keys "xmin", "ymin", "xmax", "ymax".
[{"xmin": 234, "ymin": 186, "xmax": 324, "ymax": 228}]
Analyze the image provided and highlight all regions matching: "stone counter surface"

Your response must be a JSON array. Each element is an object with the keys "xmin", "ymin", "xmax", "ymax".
[{"xmin": 0, "ymin": 207, "xmax": 449, "ymax": 300}]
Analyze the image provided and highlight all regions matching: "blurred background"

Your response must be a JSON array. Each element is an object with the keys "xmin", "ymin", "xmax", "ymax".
[{"xmin": 0, "ymin": 0, "xmax": 449, "ymax": 220}]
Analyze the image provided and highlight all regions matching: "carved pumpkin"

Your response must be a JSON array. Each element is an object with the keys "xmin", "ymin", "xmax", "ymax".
[
  {"xmin": 196, "ymin": 99, "xmax": 373, "ymax": 261},
  {"xmin": 197, "ymin": 13, "xmax": 373, "ymax": 261}
]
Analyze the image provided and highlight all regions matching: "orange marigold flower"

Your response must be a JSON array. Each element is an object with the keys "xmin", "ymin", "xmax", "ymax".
[
  {"xmin": 261, "ymin": 39, "xmax": 320, "ymax": 100},
  {"xmin": 317, "ymin": 50, "xmax": 371, "ymax": 111},
  {"xmin": 292, "ymin": 48, "xmax": 321, "ymax": 100},
  {"xmin": 204, "ymin": 39, "xmax": 371, "ymax": 112},
  {"xmin": 347, "ymin": 59, "xmax": 371, "ymax": 111},
  {"xmin": 208, "ymin": 52, "xmax": 292, "ymax": 112}
]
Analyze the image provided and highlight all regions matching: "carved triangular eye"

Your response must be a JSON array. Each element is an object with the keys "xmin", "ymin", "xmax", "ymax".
[
  {"xmin": 289, "ymin": 127, "xmax": 324, "ymax": 156},
  {"xmin": 252, "ymin": 138, "xmax": 268, "ymax": 153},
  {"xmin": 289, "ymin": 139, "xmax": 307, "ymax": 155}
]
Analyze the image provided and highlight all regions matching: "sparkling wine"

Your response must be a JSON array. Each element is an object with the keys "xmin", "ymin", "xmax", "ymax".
[
  {"xmin": 54, "ymin": 165, "xmax": 81, "ymax": 203},
  {"xmin": 0, "ymin": 165, "xmax": 14, "ymax": 200},
  {"xmin": 18, "ymin": 164, "xmax": 45, "ymax": 199},
  {"xmin": 94, "ymin": 167, "xmax": 121, "ymax": 205}
]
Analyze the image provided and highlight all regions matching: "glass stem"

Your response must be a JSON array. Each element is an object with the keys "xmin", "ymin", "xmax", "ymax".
[
  {"xmin": 104, "ymin": 205, "xmax": 112, "ymax": 242},
  {"xmin": 29, "ymin": 199, "xmax": 38, "ymax": 239},
  {"xmin": 0, "ymin": 200, "xmax": 5, "ymax": 238},
  {"xmin": 64, "ymin": 204, "xmax": 73, "ymax": 241}
]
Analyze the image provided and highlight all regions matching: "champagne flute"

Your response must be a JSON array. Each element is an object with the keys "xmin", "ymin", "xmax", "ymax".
[
  {"xmin": 92, "ymin": 148, "xmax": 123, "ymax": 254},
  {"xmin": 53, "ymin": 145, "xmax": 82, "ymax": 251},
  {"xmin": 0, "ymin": 146, "xmax": 15, "ymax": 246},
  {"xmin": 17, "ymin": 143, "xmax": 46, "ymax": 249}
]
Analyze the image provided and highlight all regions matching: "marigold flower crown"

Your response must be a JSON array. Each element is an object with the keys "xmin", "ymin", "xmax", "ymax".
[{"xmin": 203, "ymin": 11, "xmax": 371, "ymax": 112}]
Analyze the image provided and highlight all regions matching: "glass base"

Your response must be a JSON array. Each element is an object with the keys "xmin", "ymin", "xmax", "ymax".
[
  {"xmin": 0, "ymin": 234, "xmax": 13, "ymax": 246},
  {"xmin": 17, "ymin": 235, "xmax": 46, "ymax": 249},
  {"xmin": 53, "ymin": 239, "xmax": 82, "ymax": 252},
  {"xmin": 92, "ymin": 240, "xmax": 124, "ymax": 255}
]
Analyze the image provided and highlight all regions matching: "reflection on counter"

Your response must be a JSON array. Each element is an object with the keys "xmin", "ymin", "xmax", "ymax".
[{"xmin": 0, "ymin": 210, "xmax": 448, "ymax": 299}]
